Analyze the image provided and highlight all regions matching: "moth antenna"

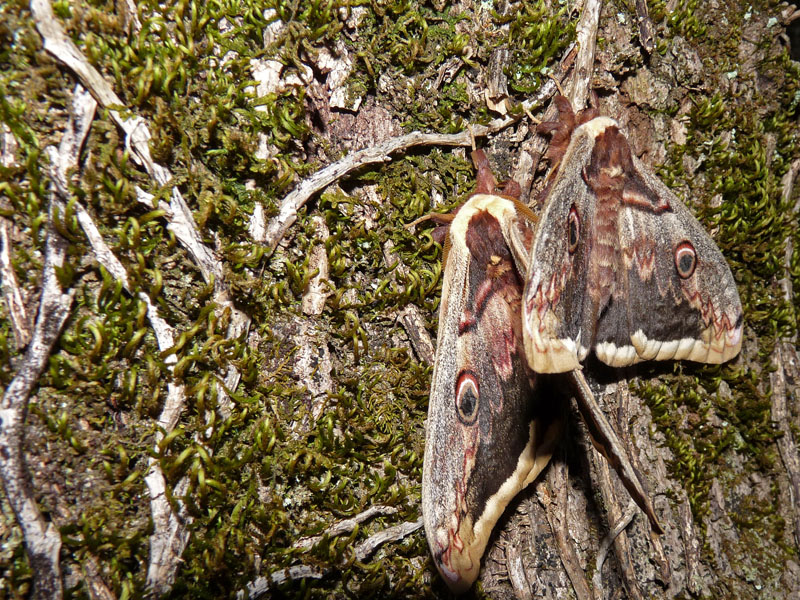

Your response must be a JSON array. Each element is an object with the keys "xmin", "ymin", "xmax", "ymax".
[
  {"xmin": 405, "ymin": 212, "xmax": 455, "ymax": 230},
  {"xmin": 523, "ymin": 103, "xmax": 541, "ymax": 125},
  {"xmin": 548, "ymin": 72, "xmax": 566, "ymax": 97}
]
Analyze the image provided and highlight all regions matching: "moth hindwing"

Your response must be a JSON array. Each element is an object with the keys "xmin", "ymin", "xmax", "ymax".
[
  {"xmin": 523, "ymin": 102, "xmax": 744, "ymax": 373},
  {"xmin": 421, "ymin": 193, "xmax": 562, "ymax": 592}
]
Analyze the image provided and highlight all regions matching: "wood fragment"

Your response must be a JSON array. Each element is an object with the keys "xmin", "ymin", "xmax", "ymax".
[
  {"xmin": 570, "ymin": 372, "xmax": 662, "ymax": 533},
  {"xmin": 295, "ymin": 505, "xmax": 399, "ymax": 551},
  {"xmin": 634, "ymin": 0, "xmax": 655, "ymax": 54},
  {"xmin": 242, "ymin": 565, "xmax": 327, "ymax": 599},
  {"xmin": 592, "ymin": 500, "xmax": 638, "ymax": 597},
  {"xmin": 594, "ymin": 446, "xmax": 644, "ymax": 600},
  {"xmin": 617, "ymin": 382, "xmax": 672, "ymax": 583},
  {"xmin": 0, "ymin": 223, "xmax": 70, "ymax": 600},
  {"xmin": 567, "ymin": 0, "xmax": 602, "ymax": 110},
  {"xmin": 353, "ymin": 516, "xmax": 423, "ymax": 561},
  {"xmin": 261, "ymin": 80, "xmax": 560, "ymax": 254},
  {"xmin": 0, "ymin": 218, "xmax": 31, "ymax": 349},
  {"xmin": 30, "ymin": 3, "xmax": 253, "ymax": 592},
  {"xmin": 31, "ymin": 0, "xmax": 250, "ymax": 419},
  {"xmin": 0, "ymin": 84, "xmax": 93, "ymax": 600},
  {"xmin": 242, "ymin": 515, "xmax": 422, "ymax": 599}
]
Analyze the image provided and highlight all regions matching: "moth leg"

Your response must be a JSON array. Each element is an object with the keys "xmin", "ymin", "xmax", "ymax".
[{"xmin": 567, "ymin": 370, "xmax": 664, "ymax": 534}]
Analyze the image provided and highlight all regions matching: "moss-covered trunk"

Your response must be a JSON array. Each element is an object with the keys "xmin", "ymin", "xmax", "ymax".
[{"xmin": 0, "ymin": 0, "xmax": 798, "ymax": 598}]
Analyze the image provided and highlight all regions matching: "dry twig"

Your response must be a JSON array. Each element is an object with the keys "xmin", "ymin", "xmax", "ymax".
[
  {"xmin": 539, "ymin": 462, "xmax": 593, "ymax": 600},
  {"xmin": 294, "ymin": 505, "xmax": 399, "ymax": 551},
  {"xmin": 259, "ymin": 80, "xmax": 559, "ymax": 254},
  {"xmin": 242, "ymin": 514, "xmax": 423, "ymax": 599},
  {"xmin": 0, "ymin": 224, "xmax": 70, "ymax": 600},
  {"xmin": 567, "ymin": 0, "xmax": 602, "ymax": 110},
  {"xmin": 592, "ymin": 500, "xmax": 639, "ymax": 598}
]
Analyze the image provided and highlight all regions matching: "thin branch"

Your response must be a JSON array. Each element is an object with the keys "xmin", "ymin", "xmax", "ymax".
[
  {"xmin": 539, "ymin": 461, "xmax": 593, "ymax": 600},
  {"xmin": 259, "ymin": 80, "xmax": 559, "ymax": 254},
  {"xmin": 72, "ymin": 168, "xmax": 191, "ymax": 595},
  {"xmin": 30, "ymin": 2, "xmax": 255, "ymax": 593},
  {"xmin": 242, "ymin": 516, "xmax": 423, "ymax": 599},
  {"xmin": 593, "ymin": 440, "xmax": 644, "ymax": 600},
  {"xmin": 353, "ymin": 516, "xmax": 423, "ymax": 562},
  {"xmin": 0, "ymin": 225, "xmax": 70, "ymax": 600},
  {"xmin": 42, "ymin": 87, "xmax": 189, "ymax": 595},
  {"xmin": 31, "ymin": 0, "xmax": 250, "ymax": 418},
  {"xmin": 295, "ymin": 505, "xmax": 399, "ymax": 551},
  {"xmin": 240, "ymin": 566, "xmax": 327, "ymax": 599},
  {"xmin": 569, "ymin": 372, "xmax": 662, "ymax": 534}
]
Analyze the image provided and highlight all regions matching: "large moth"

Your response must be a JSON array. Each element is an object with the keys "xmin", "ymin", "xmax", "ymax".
[
  {"xmin": 421, "ymin": 150, "xmax": 662, "ymax": 592},
  {"xmin": 422, "ymin": 98, "xmax": 743, "ymax": 592},
  {"xmin": 523, "ymin": 97, "xmax": 744, "ymax": 373}
]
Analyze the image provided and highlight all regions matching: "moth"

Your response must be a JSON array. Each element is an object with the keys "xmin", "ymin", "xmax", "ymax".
[
  {"xmin": 422, "ymin": 97, "xmax": 744, "ymax": 592},
  {"xmin": 421, "ymin": 150, "xmax": 663, "ymax": 593},
  {"xmin": 523, "ymin": 97, "xmax": 743, "ymax": 373}
]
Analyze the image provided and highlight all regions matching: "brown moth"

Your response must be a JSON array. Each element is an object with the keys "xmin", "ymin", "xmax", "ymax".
[
  {"xmin": 523, "ymin": 97, "xmax": 743, "ymax": 373},
  {"xmin": 422, "ymin": 151, "xmax": 662, "ymax": 593}
]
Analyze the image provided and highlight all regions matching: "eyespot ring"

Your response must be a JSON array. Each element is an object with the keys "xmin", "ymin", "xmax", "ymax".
[
  {"xmin": 674, "ymin": 241, "xmax": 697, "ymax": 279},
  {"xmin": 567, "ymin": 205, "xmax": 580, "ymax": 254},
  {"xmin": 455, "ymin": 371, "xmax": 479, "ymax": 426}
]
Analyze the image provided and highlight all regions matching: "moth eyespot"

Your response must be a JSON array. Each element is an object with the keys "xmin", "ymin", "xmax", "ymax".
[
  {"xmin": 674, "ymin": 241, "xmax": 697, "ymax": 279},
  {"xmin": 567, "ymin": 205, "xmax": 580, "ymax": 253},
  {"xmin": 455, "ymin": 371, "xmax": 479, "ymax": 426}
]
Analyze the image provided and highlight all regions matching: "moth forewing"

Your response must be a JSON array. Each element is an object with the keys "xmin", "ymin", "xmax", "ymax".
[
  {"xmin": 422, "ymin": 194, "xmax": 561, "ymax": 593},
  {"xmin": 522, "ymin": 124, "xmax": 600, "ymax": 374}
]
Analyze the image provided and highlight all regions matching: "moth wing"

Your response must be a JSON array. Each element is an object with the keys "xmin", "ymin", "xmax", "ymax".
[
  {"xmin": 595, "ymin": 158, "xmax": 743, "ymax": 367},
  {"xmin": 523, "ymin": 125, "xmax": 607, "ymax": 373},
  {"xmin": 422, "ymin": 195, "xmax": 562, "ymax": 592}
]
